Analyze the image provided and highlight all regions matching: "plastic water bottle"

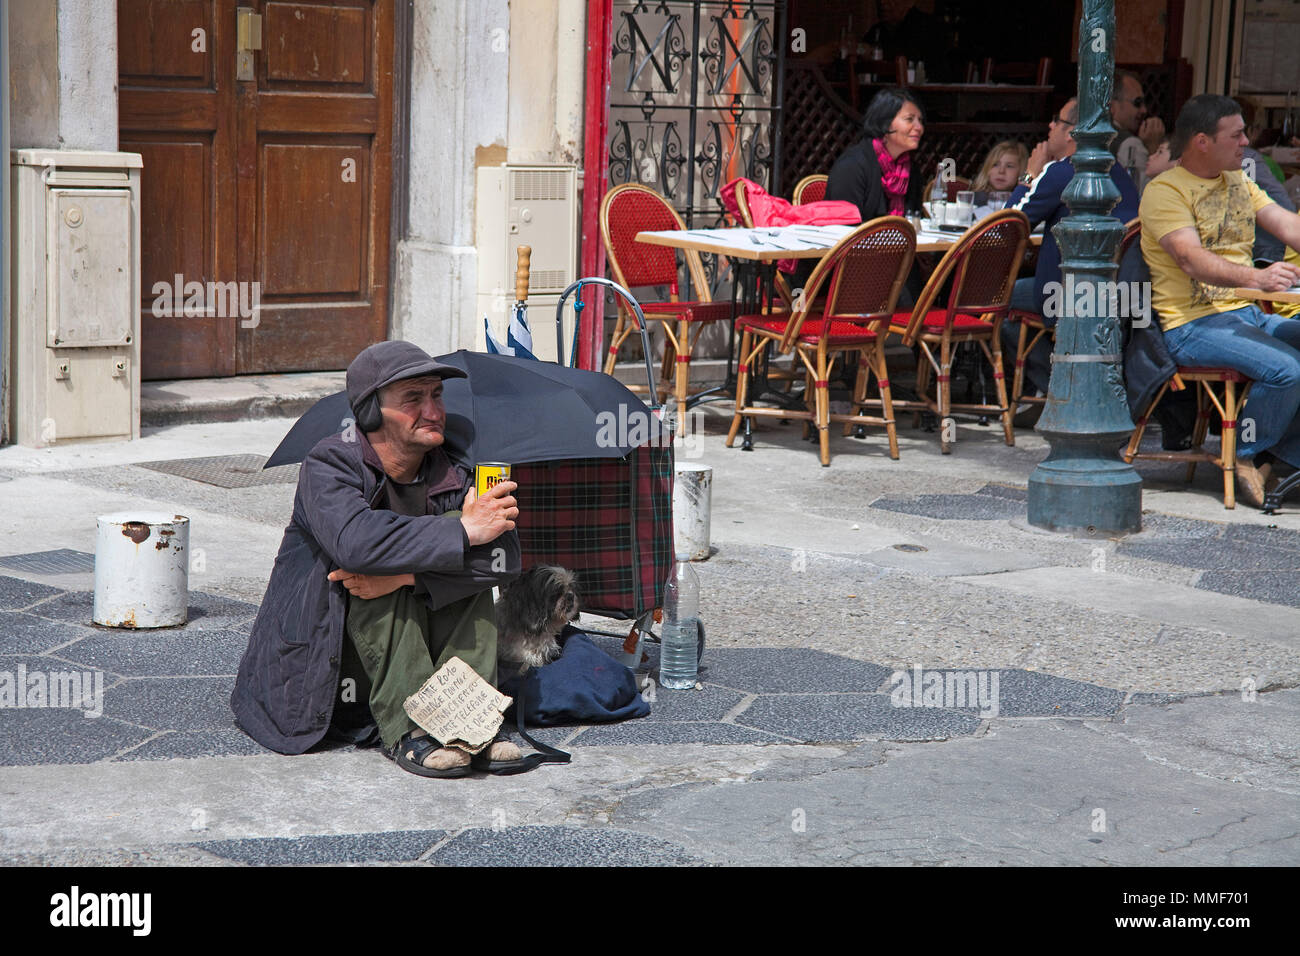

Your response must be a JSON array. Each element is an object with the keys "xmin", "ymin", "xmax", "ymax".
[{"xmin": 660, "ymin": 552, "xmax": 700, "ymax": 689}]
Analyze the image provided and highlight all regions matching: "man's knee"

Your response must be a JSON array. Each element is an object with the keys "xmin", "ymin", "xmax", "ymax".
[{"xmin": 1253, "ymin": 349, "xmax": 1300, "ymax": 390}]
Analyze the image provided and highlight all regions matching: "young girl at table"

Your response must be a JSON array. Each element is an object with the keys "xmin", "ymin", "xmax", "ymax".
[{"xmin": 971, "ymin": 140, "xmax": 1028, "ymax": 194}]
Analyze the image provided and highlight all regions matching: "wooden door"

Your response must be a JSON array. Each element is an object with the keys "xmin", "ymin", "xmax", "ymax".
[
  {"xmin": 119, "ymin": 0, "xmax": 393, "ymax": 379},
  {"xmin": 119, "ymin": 0, "xmax": 237, "ymax": 378}
]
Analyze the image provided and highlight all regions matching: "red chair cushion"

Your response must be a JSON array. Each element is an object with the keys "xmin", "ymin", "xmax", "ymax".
[
  {"xmin": 738, "ymin": 313, "xmax": 878, "ymax": 345},
  {"xmin": 797, "ymin": 319, "xmax": 879, "ymax": 345},
  {"xmin": 891, "ymin": 309, "xmax": 995, "ymax": 332},
  {"xmin": 735, "ymin": 313, "xmax": 788, "ymax": 334},
  {"xmin": 642, "ymin": 300, "xmax": 732, "ymax": 323}
]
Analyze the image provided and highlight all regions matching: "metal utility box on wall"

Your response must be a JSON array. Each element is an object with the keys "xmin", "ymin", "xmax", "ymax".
[
  {"xmin": 9, "ymin": 149, "xmax": 142, "ymax": 446},
  {"xmin": 475, "ymin": 164, "xmax": 579, "ymax": 363}
]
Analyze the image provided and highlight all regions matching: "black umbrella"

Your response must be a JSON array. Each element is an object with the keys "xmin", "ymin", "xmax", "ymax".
[{"xmin": 263, "ymin": 349, "xmax": 669, "ymax": 469}]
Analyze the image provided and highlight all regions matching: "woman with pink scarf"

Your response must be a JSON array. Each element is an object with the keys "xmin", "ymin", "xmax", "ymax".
[
  {"xmin": 825, "ymin": 87, "xmax": 926, "ymax": 302},
  {"xmin": 826, "ymin": 87, "xmax": 925, "ymax": 221}
]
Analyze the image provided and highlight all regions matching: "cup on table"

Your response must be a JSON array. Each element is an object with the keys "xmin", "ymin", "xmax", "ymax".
[
  {"xmin": 955, "ymin": 190, "xmax": 975, "ymax": 225},
  {"xmin": 930, "ymin": 199, "xmax": 947, "ymax": 227},
  {"xmin": 988, "ymin": 190, "xmax": 1011, "ymax": 208}
]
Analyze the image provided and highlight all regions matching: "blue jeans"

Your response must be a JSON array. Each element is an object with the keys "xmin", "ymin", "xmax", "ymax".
[{"xmin": 1161, "ymin": 305, "xmax": 1300, "ymax": 467}]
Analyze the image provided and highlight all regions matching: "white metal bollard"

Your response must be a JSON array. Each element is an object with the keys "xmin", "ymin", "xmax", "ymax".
[
  {"xmin": 672, "ymin": 463, "xmax": 712, "ymax": 561},
  {"xmin": 93, "ymin": 512, "xmax": 190, "ymax": 628}
]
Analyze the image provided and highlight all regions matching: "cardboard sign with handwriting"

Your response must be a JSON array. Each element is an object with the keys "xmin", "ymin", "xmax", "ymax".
[{"xmin": 403, "ymin": 657, "xmax": 512, "ymax": 754}]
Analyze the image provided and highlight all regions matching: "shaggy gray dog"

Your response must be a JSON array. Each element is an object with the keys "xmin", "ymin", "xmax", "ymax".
[{"xmin": 495, "ymin": 566, "xmax": 580, "ymax": 672}]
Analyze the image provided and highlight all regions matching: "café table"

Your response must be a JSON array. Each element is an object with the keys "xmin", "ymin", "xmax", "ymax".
[
  {"xmin": 636, "ymin": 222, "xmax": 993, "ymax": 259},
  {"xmin": 636, "ymin": 225, "xmax": 837, "ymax": 447},
  {"xmin": 635, "ymin": 223, "xmax": 1041, "ymax": 447},
  {"xmin": 1232, "ymin": 286, "xmax": 1300, "ymax": 306},
  {"xmin": 1233, "ymin": 285, "xmax": 1300, "ymax": 512}
]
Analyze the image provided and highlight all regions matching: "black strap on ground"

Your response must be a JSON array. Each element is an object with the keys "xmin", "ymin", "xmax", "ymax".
[{"xmin": 499, "ymin": 688, "xmax": 571, "ymax": 774}]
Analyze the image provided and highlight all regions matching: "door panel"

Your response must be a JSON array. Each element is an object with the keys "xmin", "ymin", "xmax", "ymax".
[
  {"xmin": 132, "ymin": 140, "xmax": 210, "ymax": 292},
  {"xmin": 119, "ymin": 0, "xmax": 236, "ymax": 378},
  {"xmin": 260, "ymin": 142, "xmax": 367, "ymax": 296},
  {"xmin": 236, "ymin": 0, "xmax": 392, "ymax": 374},
  {"xmin": 119, "ymin": 0, "xmax": 392, "ymax": 378},
  {"xmin": 263, "ymin": 2, "xmax": 369, "ymax": 85},
  {"xmin": 118, "ymin": 0, "xmax": 214, "ymax": 87}
]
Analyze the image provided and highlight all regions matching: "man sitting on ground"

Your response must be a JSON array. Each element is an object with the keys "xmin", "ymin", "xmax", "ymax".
[
  {"xmin": 232, "ymin": 341, "xmax": 525, "ymax": 777},
  {"xmin": 1141, "ymin": 94, "xmax": 1300, "ymax": 506},
  {"xmin": 1000, "ymin": 96, "xmax": 1140, "ymax": 404}
]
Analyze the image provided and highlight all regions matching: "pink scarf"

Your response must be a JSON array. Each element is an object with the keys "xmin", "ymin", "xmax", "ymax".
[{"xmin": 872, "ymin": 138, "xmax": 911, "ymax": 216}]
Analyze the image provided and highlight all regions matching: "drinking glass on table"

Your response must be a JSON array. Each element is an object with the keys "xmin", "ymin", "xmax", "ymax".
[
  {"xmin": 930, "ymin": 199, "xmax": 947, "ymax": 228},
  {"xmin": 955, "ymin": 190, "xmax": 975, "ymax": 225}
]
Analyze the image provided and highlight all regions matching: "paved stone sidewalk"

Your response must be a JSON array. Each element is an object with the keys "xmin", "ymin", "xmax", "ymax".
[
  {"xmin": 1, "ymin": 415, "xmax": 1297, "ymax": 866},
  {"xmin": 1, "ymin": 570, "xmax": 1138, "ymax": 765},
  {"xmin": 2, "ymin": 571, "xmax": 1296, "ymax": 866}
]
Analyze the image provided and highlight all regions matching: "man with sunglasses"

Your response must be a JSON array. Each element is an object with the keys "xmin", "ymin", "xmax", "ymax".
[
  {"xmin": 999, "ymin": 96, "xmax": 1141, "ymax": 407},
  {"xmin": 1111, "ymin": 69, "xmax": 1166, "ymax": 194}
]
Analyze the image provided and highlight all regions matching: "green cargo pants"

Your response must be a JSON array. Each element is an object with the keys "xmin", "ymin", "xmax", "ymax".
[{"xmin": 342, "ymin": 583, "xmax": 499, "ymax": 750}]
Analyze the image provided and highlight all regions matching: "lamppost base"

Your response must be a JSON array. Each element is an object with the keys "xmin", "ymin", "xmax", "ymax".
[{"xmin": 1027, "ymin": 452, "xmax": 1143, "ymax": 535}]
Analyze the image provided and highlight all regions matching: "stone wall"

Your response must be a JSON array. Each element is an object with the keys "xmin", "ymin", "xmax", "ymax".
[
  {"xmin": 8, "ymin": 0, "xmax": 117, "ymax": 150},
  {"xmin": 393, "ymin": 0, "xmax": 587, "ymax": 353}
]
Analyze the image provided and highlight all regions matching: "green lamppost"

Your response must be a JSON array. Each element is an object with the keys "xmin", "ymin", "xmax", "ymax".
[{"xmin": 1027, "ymin": 0, "xmax": 1142, "ymax": 534}]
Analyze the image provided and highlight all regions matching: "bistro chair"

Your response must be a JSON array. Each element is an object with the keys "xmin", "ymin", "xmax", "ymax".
[
  {"xmin": 1124, "ymin": 367, "xmax": 1253, "ymax": 509},
  {"xmin": 792, "ymin": 174, "xmax": 828, "ymax": 205},
  {"xmin": 889, "ymin": 208, "xmax": 1030, "ymax": 454},
  {"xmin": 600, "ymin": 183, "xmax": 732, "ymax": 424},
  {"xmin": 1122, "ymin": 220, "xmax": 1253, "ymax": 509},
  {"xmin": 1011, "ymin": 218, "xmax": 1142, "ymax": 410},
  {"xmin": 726, "ymin": 217, "xmax": 916, "ymax": 466}
]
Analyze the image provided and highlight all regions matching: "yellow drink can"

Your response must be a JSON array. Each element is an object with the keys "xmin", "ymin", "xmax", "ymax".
[{"xmin": 475, "ymin": 462, "xmax": 511, "ymax": 497}]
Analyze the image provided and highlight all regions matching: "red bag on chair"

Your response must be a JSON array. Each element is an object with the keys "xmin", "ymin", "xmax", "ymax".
[{"xmin": 720, "ymin": 178, "xmax": 860, "ymax": 271}]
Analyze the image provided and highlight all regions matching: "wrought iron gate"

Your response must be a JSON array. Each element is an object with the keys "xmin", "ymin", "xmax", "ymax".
[{"xmin": 608, "ymin": 0, "xmax": 786, "ymax": 254}]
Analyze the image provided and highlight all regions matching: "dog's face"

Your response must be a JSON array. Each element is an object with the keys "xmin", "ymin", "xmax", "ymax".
[{"xmin": 497, "ymin": 565, "xmax": 579, "ymax": 639}]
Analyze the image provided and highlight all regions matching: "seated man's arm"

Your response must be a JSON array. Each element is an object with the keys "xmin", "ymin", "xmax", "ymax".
[
  {"xmin": 413, "ymin": 481, "xmax": 522, "ymax": 611},
  {"xmin": 326, "ymin": 484, "xmax": 522, "ymax": 605},
  {"xmin": 1158, "ymin": 226, "xmax": 1300, "ymax": 293},
  {"xmin": 300, "ymin": 441, "xmax": 468, "ymax": 576},
  {"xmin": 413, "ymin": 529, "xmax": 522, "ymax": 611},
  {"xmin": 1008, "ymin": 156, "xmax": 1065, "ymax": 227}
]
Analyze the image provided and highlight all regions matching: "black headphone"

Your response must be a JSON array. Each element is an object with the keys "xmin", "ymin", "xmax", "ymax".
[{"xmin": 352, "ymin": 392, "xmax": 383, "ymax": 432}]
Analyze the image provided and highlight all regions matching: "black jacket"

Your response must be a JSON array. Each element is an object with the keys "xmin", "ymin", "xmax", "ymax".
[
  {"xmin": 1120, "ymin": 237, "xmax": 1197, "ymax": 446},
  {"xmin": 826, "ymin": 139, "xmax": 925, "ymax": 222},
  {"xmin": 231, "ymin": 432, "xmax": 521, "ymax": 755}
]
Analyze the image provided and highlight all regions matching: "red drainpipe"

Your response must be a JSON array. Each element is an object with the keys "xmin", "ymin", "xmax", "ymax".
[{"xmin": 579, "ymin": 0, "xmax": 613, "ymax": 370}]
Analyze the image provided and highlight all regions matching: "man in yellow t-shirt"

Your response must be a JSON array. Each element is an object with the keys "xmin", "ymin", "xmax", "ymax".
[{"xmin": 1140, "ymin": 94, "xmax": 1300, "ymax": 506}]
